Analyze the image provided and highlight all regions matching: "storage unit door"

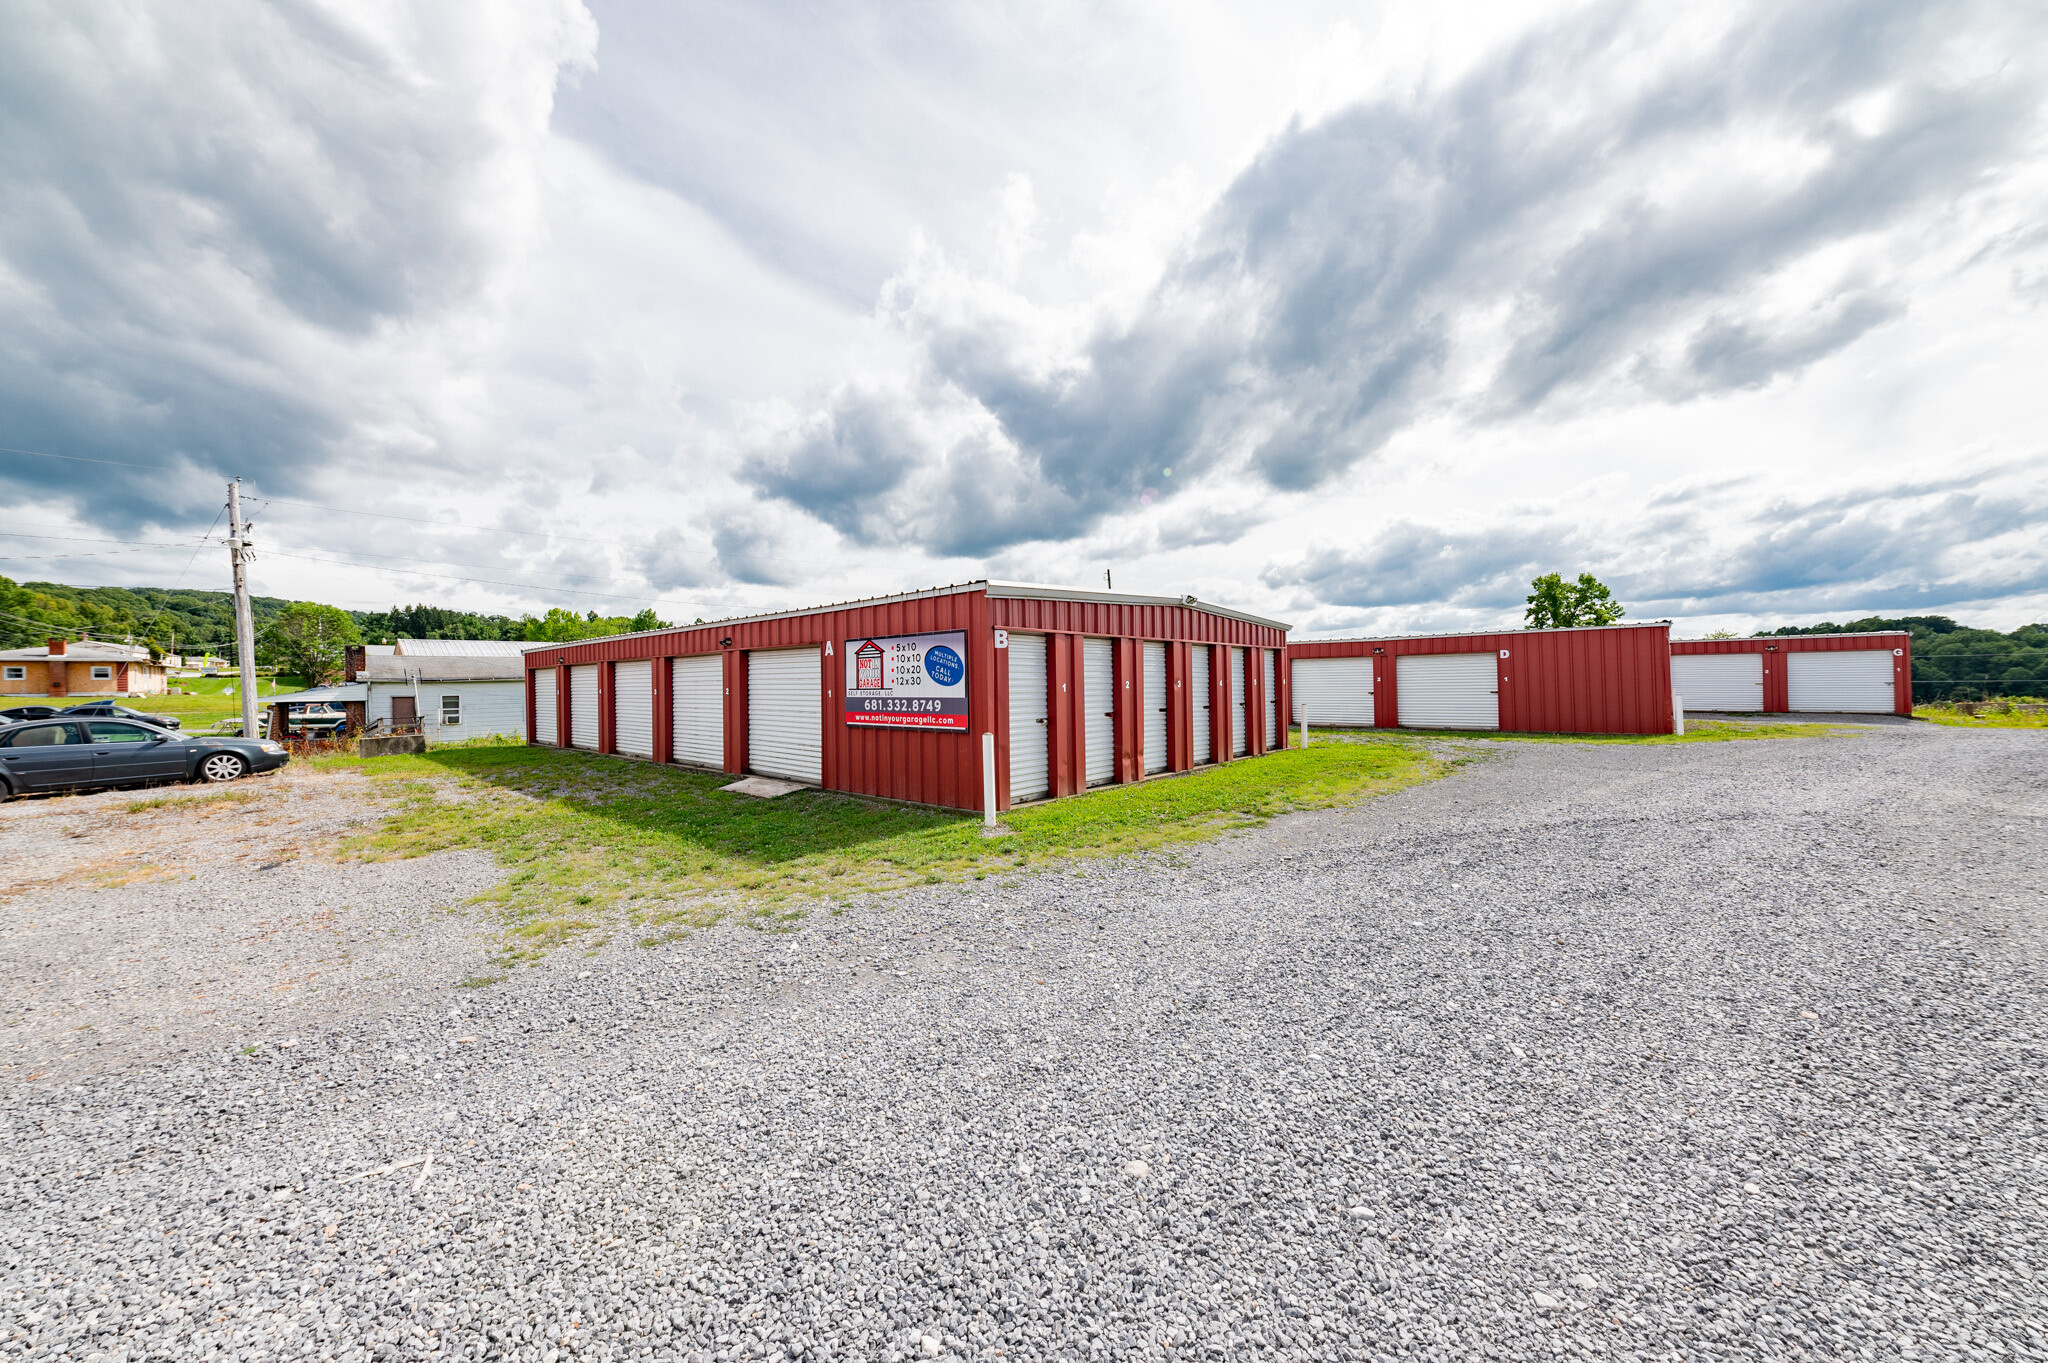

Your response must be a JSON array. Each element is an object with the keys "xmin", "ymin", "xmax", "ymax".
[
  {"xmin": 1290, "ymin": 656, "xmax": 1374, "ymax": 726},
  {"xmin": 1395, "ymin": 653, "xmax": 1499, "ymax": 730},
  {"xmin": 532, "ymin": 670, "xmax": 557, "ymax": 745},
  {"xmin": 1788, "ymin": 650, "xmax": 1896, "ymax": 713},
  {"xmin": 1191, "ymin": 646, "xmax": 1212, "ymax": 764},
  {"xmin": 1007, "ymin": 633, "xmax": 1050, "ymax": 803},
  {"xmin": 746, "ymin": 648, "xmax": 822, "ymax": 783},
  {"xmin": 670, "ymin": 655, "xmax": 725, "ymax": 768},
  {"xmin": 613, "ymin": 660, "xmax": 655, "ymax": 757},
  {"xmin": 1670, "ymin": 654, "xmax": 1764, "ymax": 711},
  {"xmin": 1142, "ymin": 641, "xmax": 1167, "ymax": 774},
  {"xmin": 1263, "ymin": 650, "xmax": 1278, "ymax": 748},
  {"xmin": 568, "ymin": 664, "xmax": 601, "ymax": 750},
  {"xmin": 1230, "ymin": 647, "xmax": 1248, "ymax": 755},
  {"xmin": 1082, "ymin": 637, "xmax": 1115, "ymax": 786}
]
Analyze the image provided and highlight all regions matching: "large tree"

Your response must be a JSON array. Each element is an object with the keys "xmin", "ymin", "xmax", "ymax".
[
  {"xmin": 1524, "ymin": 572, "xmax": 1626, "ymax": 629},
  {"xmin": 258, "ymin": 601, "xmax": 362, "ymax": 683}
]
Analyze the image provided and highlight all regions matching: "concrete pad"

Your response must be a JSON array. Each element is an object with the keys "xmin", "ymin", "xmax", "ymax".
[{"xmin": 719, "ymin": 776, "xmax": 809, "ymax": 798}]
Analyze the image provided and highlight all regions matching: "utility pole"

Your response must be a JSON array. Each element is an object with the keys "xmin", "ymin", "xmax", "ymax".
[{"xmin": 226, "ymin": 479, "xmax": 260, "ymax": 739}]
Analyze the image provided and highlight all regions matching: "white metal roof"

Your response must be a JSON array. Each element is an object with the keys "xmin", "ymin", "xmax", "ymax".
[
  {"xmin": 1671, "ymin": 629, "xmax": 1912, "ymax": 643},
  {"xmin": 1298, "ymin": 621, "xmax": 1673, "ymax": 645},
  {"xmin": 394, "ymin": 638, "xmax": 545, "ymax": 657},
  {"xmin": 520, "ymin": 580, "xmax": 1291, "ymax": 656},
  {"xmin": 361, "ymin": 655, "xmax": 524, "ymax": 682},
  {"xmin": 0, "ymin": 640, "xmax": 156, "ymax": 662}
]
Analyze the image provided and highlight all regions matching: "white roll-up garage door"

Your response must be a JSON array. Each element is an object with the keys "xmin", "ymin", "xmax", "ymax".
[
  {"xmin": 1788, "ymin": 650, "xmax": 1896, "ymax": 713},
  {"xmin": 569, "ymin": 664, "xmax": 601, "ymax": 750},
  {"xmin": 671, "ymin": 655, "xmax": 724, "ymax": 769},
  {"xmin": 532, "ymin": 669, "xmax": 557, "ymax": 746},
  {"xmin": 1670, "ymin": 653, "xmax": 1764, "ymax": 711},
  {"xmin": 1191, "ymin": 646, "xmax": 1212, "ymax": 764},
  {"xmin": 1142, "ymin": 641, "xmax": 1167, "ymax": 775},
  {"xmin": 613, "ymin": 660, "xmax": 654, "ymax": 758},
  {"xmin": 1291, "ymin": 656, "xmax": 1374, "ymax": 727},
  {"xmin": 1007, "ymin": 633, "xmax": 1049, "ymax": 803},
  {"xmin": 747, "ymin": 648, "xmax": 822, "ymax": 783},
  {"xmin": 1396, "ymin": 653, "xmax": 1499, "ymax": 730},
  {"xmin": 1083, "ymin": 638, "xmax": 1114, "ymax": 786},
  {"xmin": 1230, "ymin": 647, "xmax": 1248, "ymax": 756},
  {"xmin": 1263, "ymin": 650, "xmax": 1278, "ymax": 749}
]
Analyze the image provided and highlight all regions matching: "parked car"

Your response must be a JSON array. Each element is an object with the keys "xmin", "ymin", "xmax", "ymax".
[
  {"xmin": 0, "ymin": 705, "xmax": 61, "ymax": 724},
  {"xmin": 59, "ymin": 701, "xmax": 181, "ymax": 730},
  {"xmin": 0, "ymin": 719, "xmax": 287, "ymax": 799}
]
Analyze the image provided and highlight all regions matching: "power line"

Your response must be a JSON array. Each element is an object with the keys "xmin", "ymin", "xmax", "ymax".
[
  {"xmin": 0, "ymin": 444, "xmax": 208, "ymax": 473},
  {"xmin": 258, "ymin": 549, "xmax": 689, "ymax": 607}
]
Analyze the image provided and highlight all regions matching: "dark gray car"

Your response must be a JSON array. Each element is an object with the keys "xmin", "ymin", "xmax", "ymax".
[{"xmin": 0, "ymin": 720, "xmax": 288, "ymax": 798}]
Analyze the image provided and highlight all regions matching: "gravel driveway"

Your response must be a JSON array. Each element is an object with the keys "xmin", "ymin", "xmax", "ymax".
[{"xmin": 3, "ymin": 724, "xmax": 2043, "ymax": 1361}]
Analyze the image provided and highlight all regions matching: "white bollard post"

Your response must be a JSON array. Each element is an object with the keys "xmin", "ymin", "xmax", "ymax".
[
  {"xmin": 981, "ymin": 731, "xmax": 998, "ymax": 826},
  {"xmin": 1672, "ymin": 693, "xmax": 1685, "ymax": 736}
]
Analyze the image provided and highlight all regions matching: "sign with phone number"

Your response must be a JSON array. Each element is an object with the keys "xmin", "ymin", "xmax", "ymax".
[{"xmin": 844, "ymin": 630, "xmax": 969, "ymax": 730}]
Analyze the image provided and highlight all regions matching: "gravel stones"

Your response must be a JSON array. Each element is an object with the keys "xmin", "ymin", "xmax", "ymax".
[{"xmin": 2, "ymin": 722, "xmax": 2044, "ymax": 1361}]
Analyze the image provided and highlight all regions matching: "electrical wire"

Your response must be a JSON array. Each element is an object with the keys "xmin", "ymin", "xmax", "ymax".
[{"xmin": 257, "ymin": 549, "xmax": 691, "ymax": 607}]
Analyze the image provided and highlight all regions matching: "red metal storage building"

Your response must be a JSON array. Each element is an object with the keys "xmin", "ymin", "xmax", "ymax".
[
  {"xmin": 1287, "ymin": 623, "xmax": 1676, "ymax": 735},
  {"xmin": 524, "ymin": 581, "xmax": 1292, "ymax": 814},
  {"xmin": 1670, "ymin": 632, "xmax": 1911, "ymax": 715}
]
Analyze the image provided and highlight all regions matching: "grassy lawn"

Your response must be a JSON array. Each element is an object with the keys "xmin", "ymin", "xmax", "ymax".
[
  {"xmin": 149, "ymin": 674, "xmax": 310, "ymax": 727},
  {"xmin": 1298, "ymin": 718, "xmax": 1850, "ymax": 746},
  {"xmin": 317, "ymin": 739, "xmax": 1446, "ymax": 964},
  {"xmin": 1913, "ymin": 705, "xmax": 2048, "ymax": 730}
]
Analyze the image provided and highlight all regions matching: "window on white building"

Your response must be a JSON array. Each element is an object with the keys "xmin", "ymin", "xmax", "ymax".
[{"xmin": 441, "ymin": 694, "xmax": 461, "ymax": 725}]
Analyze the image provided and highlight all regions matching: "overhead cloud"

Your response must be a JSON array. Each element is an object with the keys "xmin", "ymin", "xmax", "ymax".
[{"xmin": 748, "ymin": 0, "xmax": 2043, "ymax": 553}]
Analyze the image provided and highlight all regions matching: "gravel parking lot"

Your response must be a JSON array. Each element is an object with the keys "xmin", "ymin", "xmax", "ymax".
[{"xmin": 3, "ymin": 723, "xmax": 2044, "ymax": 1362}]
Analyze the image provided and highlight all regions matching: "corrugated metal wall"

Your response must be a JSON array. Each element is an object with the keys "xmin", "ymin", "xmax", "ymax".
[
  {"xmin": 1142, "ymin": 641, "xmax": 1167, "ymax": 774},
  {"xmin": 613, "ymin": 660, "xmax": 655, "ymax": 757},
  {"xmin": 1290, "ymin": 624, "xmax": 1674, "ymax": 735},
  {"xmin": 670, "ymin": 656, "xmax": 724, "ymax": 768},
  {"xmin": 371, "ymin": 681, "xmax": 526, "ymax": 740},
  {"xmin": 531, "ymin": 669, "xmax": 556, "ymax": 745},
  {"xmin": 1670, "ymin": 634, "xmax": 1910, "ymax": 714},
  {"xmin": 568, "ymin": 665, "xmax": 600, "ymax": 750}
]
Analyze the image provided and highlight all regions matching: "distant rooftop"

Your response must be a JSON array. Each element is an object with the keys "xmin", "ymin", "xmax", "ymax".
[{"xmin": 393, "ymin": 638, "xmax": 545, "ymax": 657}]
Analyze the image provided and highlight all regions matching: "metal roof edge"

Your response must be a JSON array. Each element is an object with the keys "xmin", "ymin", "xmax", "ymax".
[
  {"xmin": 520, "ymin": 580, "xmax": 1292, "ymax": 658},
  {"xmin": 1671, "ymin": 629, "xmax": 1913, "ymax": 643},
  {"xmin": 1297, "ymin": 621, "xmax": 1672, "ymax": 645},
  {"xmin": 983, "ymin": 581, "xmax": 1292, "ymax": 631}
]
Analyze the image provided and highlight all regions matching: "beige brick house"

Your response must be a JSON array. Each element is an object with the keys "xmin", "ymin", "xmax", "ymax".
[{"xmin": 0, "ymin": 639, "xmax": 168, "ymax": 698}]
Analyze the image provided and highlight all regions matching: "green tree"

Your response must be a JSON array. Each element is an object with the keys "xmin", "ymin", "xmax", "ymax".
[
  {"xmin": 258, "ymin": 602, "xmax": 362, "ymax": 683},
  {"xmin": 1524, "ymin": 572, "xmax": 1626, "ymax": 629}
]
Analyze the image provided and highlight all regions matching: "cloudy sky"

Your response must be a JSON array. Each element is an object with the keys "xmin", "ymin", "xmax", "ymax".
[{"xmin": 2, "ymin": 0, "xmax": 2044, "ymax": 637}]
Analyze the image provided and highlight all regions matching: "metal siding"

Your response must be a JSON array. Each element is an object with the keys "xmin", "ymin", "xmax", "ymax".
[
  {"xmin": 1230, "ymin": 647, "xmax": 1248, "ymax": 756},
  {"xmin": 1671, "ymin": 654, "xmax": 1765, "ymax": 711},
  {"xmin": 1007, "ymin": 633, "xmax": 1050, "ymax": 802},
  {"xmin": 1788, "ymin": 650, "xmax": 1897, "ymax": 712},
  {"xmin": 1290, "ymin": 656, "xmax": 1374, "ymax": 726},
  {"xmin": 1190, "ymin": 646, "xmax": 1212, "ymax": 764},
  {"xmin": 747, "ymin": 648, "xmax": 823, "ymax": 783},
  {"xmin": 614, "ymin": 660, "xmax": 655, "ymax": 757},
  {"xmin": 1396, "ymin": 653, "xmax": 1500, "ymax": 729},
  {"xmin": 1262, "ymin": 649, "xmax": 1278, "ymax": 748},
  {"xmin": 376, "ymin": 681, "xmax": 526, "ymax": 740},
  {"xmin": 568, "ymin": 664, "xmax": 601, "ymax": 750},
  {"xmin": 1082, "ymin": 638, "xmax": 1114, "ymax": 786},
  {"xmin": 670, "ymin": 656, "xmax": 724, "ymax": 768},
  {"xmin": 532, "ymin": 669, "xmax": 557, "ymax": 745},
  {"xmin": 988, "ymin": 597, "xmax": 1286, "ymax": 648},
  {"xmin": 1142, "ymin": 641, "xmax": 1168, "ymax": 774}
]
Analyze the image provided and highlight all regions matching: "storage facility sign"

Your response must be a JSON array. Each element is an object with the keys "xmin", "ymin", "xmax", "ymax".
[{"xmin": 844, "ymin": 631, "xmax": 969, "ymax": 730}]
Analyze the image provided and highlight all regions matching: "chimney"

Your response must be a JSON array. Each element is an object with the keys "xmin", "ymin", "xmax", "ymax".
[
  {"xmin": 344, "ymin": 644, "xmax": 366, "ymax": 681},
  {"xmin": 47, "ymin": 638, "xmax": 65, "ymax": 656}
]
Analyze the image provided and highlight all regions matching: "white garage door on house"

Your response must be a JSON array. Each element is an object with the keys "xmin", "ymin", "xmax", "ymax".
[
  {"xmin": 1396, "ymin": 653, "xmax": 1499, "ymax": 730},
  {"xmin": 613, "ymin": 660, "xmax": 655, "ymax": 758},
  {"xmin": 1083, "ymin": 638, "xmax": 1115, "ymax": 786},
  {"xmin": 1230, "ymin": 647, "xmax": 1248, "ymax": 756},
  {"xmin": 1671, "ymin": 653, "xmax": 1765, "ymax": 711},
  {"xmin": 1142, "ymin": 641, "xmax": 1168, "ymax": 775},
  {"xmin": 1191, "ymin": 645, "xmax": 1212, "ymax": 764},
  {"xmin": 532, "ymin": 668, "xmax": 557, "ymax": 746},
  {"xmin": 1007, "ymin": 632, "xmax": 1049, "ymax": 804},
  {"xmin": 1263, "ymin": 650, "xmax": 1279, "ymax": 749},
  {"xmin": 568, "ymin": 664, "xmax": 601, "ymax": 750},
  {"xmin": 1789, "ymin": 650, "xmax": 1897, "ymax": 713},
  {"xmin": 747, "ymin": 648, "xmax": 822, "ymax": 783},
  {"xmin": 671, "ymin": 655, "xmax": 724, "ymax": 769},
  {"xmin": 1291, "ymin": 656, "xmax": 1374, "ymax": 727}
]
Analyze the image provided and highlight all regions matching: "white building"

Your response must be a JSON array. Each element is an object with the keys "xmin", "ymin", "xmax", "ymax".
[{"xmin": 362, "ymin": 654, "xmax": 526, "ymax": 741}]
